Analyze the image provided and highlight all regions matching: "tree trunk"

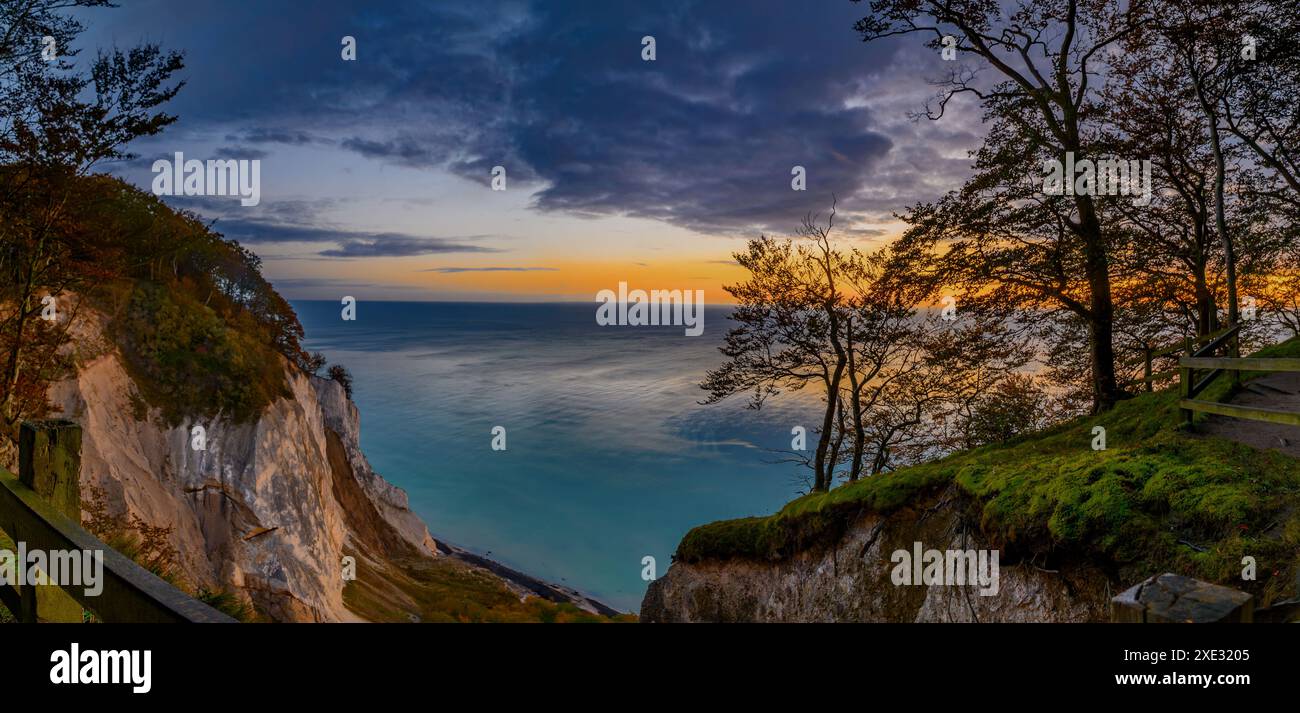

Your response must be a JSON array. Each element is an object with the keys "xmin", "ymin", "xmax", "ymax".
[
  {"xmin": 845, "ymin": 318, "xmax": 866, "ymax": 481},
  {"xmin": 1194, "ymin": 256, "xmax": 1214, "ymax": 337},
  {"xmin": 1076, "ymin": 196, "xmax": 1122, "ymax": 412},
  {"xmin": 813, "ymin": 360, "xmax": 845, "ymax": 492},
  {"xmin": 1190, "ymin": 55, "xmax": 1239, "ymax": 337},
  {"xmin": 1209, "ymin": 121, "xmax": 1238, "ymax": 334}
]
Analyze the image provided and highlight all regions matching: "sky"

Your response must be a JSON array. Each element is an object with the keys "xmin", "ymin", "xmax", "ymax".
[{"xmin": 78, "ymin": 0, "xmax": 984, "ymax": 302}]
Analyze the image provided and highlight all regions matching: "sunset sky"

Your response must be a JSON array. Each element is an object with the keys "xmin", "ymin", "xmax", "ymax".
[{"xmin": 83, "ymin": 0, "xmax": 983, "ymax": 302}]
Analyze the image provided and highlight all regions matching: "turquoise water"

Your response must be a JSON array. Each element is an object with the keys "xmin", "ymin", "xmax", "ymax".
[{"xmin": 293, "ymin": 301, "xmax": 815, "ymax": 612}]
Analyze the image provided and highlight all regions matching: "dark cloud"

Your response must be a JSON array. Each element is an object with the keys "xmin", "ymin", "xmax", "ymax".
[
  {"xmin": 320, "ymin": 236, "xmax": 501, "ymax": 258},
  {"xmin": 193, "ymin": 207, "xmax": 504, "ymax": 258},
  {"xmin": 342, "ymin": 1, "xmax": 903, "ymax": 233},
  {"xmin": 226, "ymin": 128, "xmax": 328, "ymax": 146},
  {"xmin": 85, "ymin": 0, "xmax": 965, "ymax": 234},
  {"xmin": 213, "ymin": 146, "xmax": 270, "ymax": 160}
]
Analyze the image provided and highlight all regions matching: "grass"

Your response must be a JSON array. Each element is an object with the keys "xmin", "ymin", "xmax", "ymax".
[
  {"xmin": 676, "ymin": 337, "xmax": 1300, "ymax": 606},
  {"xmin": 342, "ymin": 548, "xmax": 635, "ymax": 623}
]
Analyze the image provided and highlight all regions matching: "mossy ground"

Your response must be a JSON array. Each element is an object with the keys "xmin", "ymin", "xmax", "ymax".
[{"xmin": 677, "ymin": 337, "xmax": 1300, "ymax": 607}]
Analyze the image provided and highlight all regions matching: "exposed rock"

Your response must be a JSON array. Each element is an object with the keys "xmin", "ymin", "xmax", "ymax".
[
  {"xmin": 49, "ymin": 349, "xmax": 372, "ymax": 621},
  {"xmin": 642, "ymin": 491, "xmax": 1111, "ymax": 623}
]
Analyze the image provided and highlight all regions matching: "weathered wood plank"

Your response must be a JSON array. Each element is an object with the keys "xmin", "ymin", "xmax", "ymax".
[
  {"xmin": 1112, "ymin": 573, "xmax": 1254, "ymax": 623},
  {"xmin": 19, "ymin": 421, "xmax": 85, "ymax": 622},
  {"xmin": 18, "ymin": 420, "xmax": 81, "ymax": 517},
  {"xmin": 1122, "ymin": 326, "xmax": 1238, "ymax": 368},
  {"xmin": 1180, "ymin": 399, "xmax": 1300, "ymax": 427},
  {"xmin": 1192, "ymin": 324, "xmax": 1241, "ymax": 358},
  {"xmin": 1180, "ymin": 357, "xmax": 1300, "ymax": 372},
  {"xmin": 1156, "ymin": 325, "xmax": 1237, "ymax": 359},
  {"xmin": 1190, "ymin": 368, "xmax": 1224, "ymax": 399}
]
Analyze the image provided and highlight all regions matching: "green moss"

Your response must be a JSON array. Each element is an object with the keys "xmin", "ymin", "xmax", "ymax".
[{"xmin": 676, "ymin": 337, "xmax": 1300, "ymax": 602}]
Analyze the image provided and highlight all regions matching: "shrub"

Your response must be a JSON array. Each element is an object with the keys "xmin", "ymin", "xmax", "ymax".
[
  {"xmin": 116, "ymin": 281, "xmax": 289, "ymax": 425},
  {"xmin": 327, "ymin": 364, "xmax": 353, "ymax": 399},
  {"xmin": 962, "ymin": 373, "xmax": 1047, "ymax": 446}
]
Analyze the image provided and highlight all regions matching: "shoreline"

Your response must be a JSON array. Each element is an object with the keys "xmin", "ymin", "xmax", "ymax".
[{"xmin": 431, "ymin": 537, "xmax": 626, "ymax": 618}]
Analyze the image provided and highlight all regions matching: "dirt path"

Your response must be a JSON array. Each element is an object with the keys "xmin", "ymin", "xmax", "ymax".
[{"xmin": 1199, "ymin": 371, "xmax": 1300, "ymax": 458}]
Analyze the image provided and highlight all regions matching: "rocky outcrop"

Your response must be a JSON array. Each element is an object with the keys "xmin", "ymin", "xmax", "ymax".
[{"xmin": 641, "ymin": 489, "xmax": 1112, "ymax": 623}]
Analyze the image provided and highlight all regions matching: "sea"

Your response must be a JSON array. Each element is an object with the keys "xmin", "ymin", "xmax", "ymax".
[{"xmin": 293, "ymin": 301, "xmax": 817, "ymax": 612}]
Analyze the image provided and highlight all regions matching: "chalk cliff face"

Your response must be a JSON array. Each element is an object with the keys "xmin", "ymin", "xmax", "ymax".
[
  {"xmin": 39, "ymin": 306, "xmax": 441, "ymax": 621},
  {"xmin": 641, "ymin": 491, "xmax": 1111, "ymax": 623}
]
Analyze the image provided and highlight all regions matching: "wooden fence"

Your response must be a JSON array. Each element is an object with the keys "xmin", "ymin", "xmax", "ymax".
[
  {"xmin": 0, "ymin": 420, "xmax": 235, "ymax": 623},
  {"xmin": 1121, "ymin": 323, "xmax": 1238, "ymax": 391},
  {"xmin": 1120, "ymin": 323, "xmax": 1300, "ymax": 426},
  {"xmin": 1179, "ymin": 353, "xmax": 1300, "ymax": 427}
]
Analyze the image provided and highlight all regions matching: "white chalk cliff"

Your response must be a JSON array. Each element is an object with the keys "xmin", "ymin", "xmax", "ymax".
[{"xmin": 25, "ymin": 304, "xmax": 584, "ymax": 621}]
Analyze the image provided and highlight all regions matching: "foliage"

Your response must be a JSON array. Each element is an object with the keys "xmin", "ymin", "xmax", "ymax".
[
  {"xmin": 82, "ymin": 484, "xmax": 182, "ymax": 584},
  {"xmin": 678, "ymin": 337, "xmax": 1300, "ymax": 606},
  {"xmin": 327, "ymin": 364, "xmax": 353, "ymax": 399},
  {"xmin": 195, "ymin": 589, "xmax": 253, "ymax": 622},
  {"xmin": 82, "ymin": 484, "xmax": 254, "ymax": 621},
  {"xmin": 115, "ymin": 281, "xmax": 290, "ymax": 425},
  {"xmin": 960, "ymin": 373, "xmax": 1049, "ymax": 447},
  {"xmin": 340, "ymin": 549, "xmax": 634, "ymax": 624}
]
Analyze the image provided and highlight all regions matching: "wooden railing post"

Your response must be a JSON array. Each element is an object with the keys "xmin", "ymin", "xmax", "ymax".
[
  {"xmin": 1142, "ymin": 344, "xmax": 1153, "ymax": 393},
  {"xmin": 1231, "ymin": 330, "xmax": 1241, "ymax": 387},
  {"xmin": 17, "ymin": 420, "xmax": 85, "ymax": 622},
  {"xmin": 1113, "ymin": 573, "xmax": 1254, "ymax": 622},
  {"xmin": 19, "ymin": 420, "xmax": 81, "ymax": 518}
]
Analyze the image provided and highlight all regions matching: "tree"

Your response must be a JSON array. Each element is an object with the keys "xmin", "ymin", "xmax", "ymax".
[
  {"xmin": 960, "ymin": 373, "xmax": 1048, "ymax": 447},
  {"xmin": 703, "ymin": 206, "xmax": 1033, "ymax": 490},
  {"xmin": 853, "ymin": 0, "xmax": 1150, "ymax": 412},
  {"xmin": 0, "ymin": 0, "xmax": 183, "ymax": 429},
  {"xmin": 327, "ymin": 365, "xmax": 354, "ymax": 399},
  {"xmin": 700, "ymin": 210, "xmax": 851, "ymax": 492}
]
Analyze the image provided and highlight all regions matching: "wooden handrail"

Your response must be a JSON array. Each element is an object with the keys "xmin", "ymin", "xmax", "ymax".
[
  {"xmin": 0, "ymin": 422, "xmax": 235, "ymax": 623},
  {"xmin": 1181, "ymin": 357, "xmax": 1300, "ymax": 372},
  {"xmin": 1191, "ymin": 323, "xmax": 1241, "ymax": 359},
  {"xmin": 1123, "ymin": 324, "xmax": 1241, "ymax": 396},
  {"xmin": 1177, "ymin": 328, "xmax": 1300, "ymax": 427},
  {"xmin": 1178, "ymin": 399, "xmax": 1300, "ymax": 427},
  {"xmin": 1122, "ymin": 324, "xmax": 1238, "ymax": 369}
]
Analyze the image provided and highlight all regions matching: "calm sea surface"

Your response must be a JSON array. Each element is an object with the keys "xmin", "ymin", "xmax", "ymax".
[{"xmin": 293, "ymin": 301, "xmax": 815, "ymax": 612}]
